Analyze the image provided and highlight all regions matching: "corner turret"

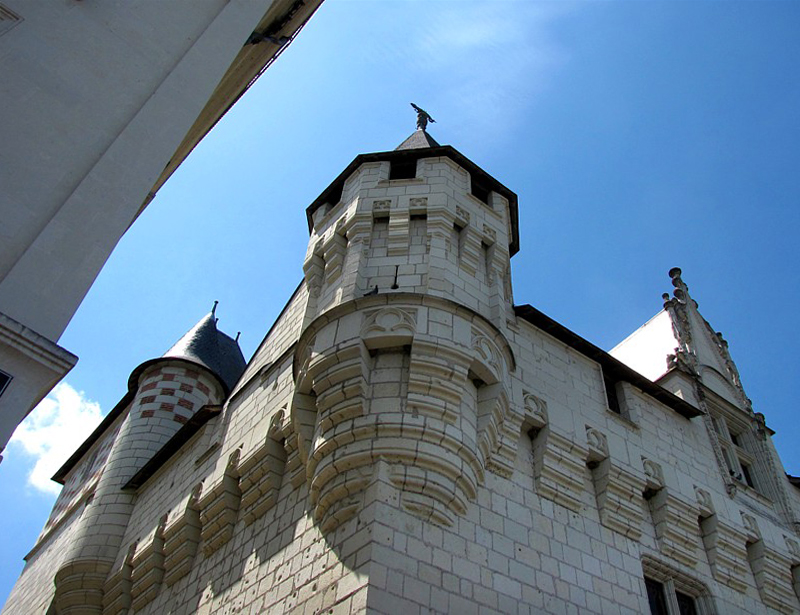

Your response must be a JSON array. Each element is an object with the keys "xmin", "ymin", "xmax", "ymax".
[{"xmin": 51, "ymin": 307, "xmax": 244, "ymax": 614}]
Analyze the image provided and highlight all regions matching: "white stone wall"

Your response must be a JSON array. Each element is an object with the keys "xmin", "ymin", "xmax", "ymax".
[{"xmin": 7, "ymin": 148, "xmax": 800, "ymax": 614}]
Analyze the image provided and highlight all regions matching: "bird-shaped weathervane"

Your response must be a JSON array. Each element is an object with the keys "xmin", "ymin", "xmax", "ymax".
[{"xmin": 410, "ymin": 103, "xmax": 436, "ymax": 131}]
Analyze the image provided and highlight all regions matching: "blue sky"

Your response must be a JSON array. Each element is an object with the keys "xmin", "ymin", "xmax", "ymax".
[{"xmin": 2, "ymin": 0, "xmax": 799, "ymax": 604}]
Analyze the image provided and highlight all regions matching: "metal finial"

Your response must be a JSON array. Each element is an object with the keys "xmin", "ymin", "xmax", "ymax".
[
  {"xmin": 410, "ymin": 103, "xmax": 436, "ymax": 131},
  {"xmin": 211, "ymin": 300, "xmax": 219, "ymax": 317},
  {"xmin": 235, "ymin": 332, "xmax": 241, "ymax": 343}
]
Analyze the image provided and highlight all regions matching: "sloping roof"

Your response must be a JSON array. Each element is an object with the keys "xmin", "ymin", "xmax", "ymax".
[
  {"xmin": 52, "ymin": 311, "xmax": 246, "ymax": 484},
  {"xmin": 395, "ymin": 129, "xmax": 441, "ymax": 150},
  {"xmin": 128, "ymin": 311, "xmax": 246, "ymax": 395}
]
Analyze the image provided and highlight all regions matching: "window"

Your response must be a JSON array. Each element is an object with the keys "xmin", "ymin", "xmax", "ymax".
[
  {"xmin": 709, "ymin": 405, "xmax": 762, "ymax": 493},
  {"xmin": 470, "ymin": 176, "xmax": 490, "ymax": 204},
  {"xmin": 604, "ymin": 376, "xmax": 621, "ymax": 415},
  {"xmin": 0, "ymin": 368, "xmax": 11, "ymax": 398},
  {"xmin": 389, "ymin": 159, "xmax": 417, "ymax": 180},
  {"xmin": 643, "ymin": 572, "xmax": 707, "ymax": 615},
  {"xmin": 645, "ymin": 577, "xmax": 669, "ymax": 615}
]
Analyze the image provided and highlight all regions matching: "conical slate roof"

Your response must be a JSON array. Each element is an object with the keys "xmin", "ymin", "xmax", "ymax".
[
  {"xmin": 129, "ymin": 309, "xmax": 246, "ymax": 395},
  {"xmin": 395, "ymin": 129, "xmax": 441, "ymax": 151}
]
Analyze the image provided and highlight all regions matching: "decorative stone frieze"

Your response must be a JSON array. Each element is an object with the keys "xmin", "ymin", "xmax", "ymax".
[
  {"xmin": 199, "ymin": 450, "xmax": 242, "ymax": 556},
  {"xmin": 130, "ymin": 515, "xmax": 167, "ymax": 611},
  {"xmin": 162, "ymin": 485, "xmax": 202, "ymax": 587},
  {"xmin": 239, "ymin": 411, "xmax": 287, "ymax": 525}
]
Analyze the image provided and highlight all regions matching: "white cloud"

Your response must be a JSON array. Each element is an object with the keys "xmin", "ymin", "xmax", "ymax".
[
  {"xmin": 8, "ymin": 382, "xmax": 103, "ymax": 495},
  {"xmin": 410, "ymin": 2, "xmax": 574, "ymax": 147}
]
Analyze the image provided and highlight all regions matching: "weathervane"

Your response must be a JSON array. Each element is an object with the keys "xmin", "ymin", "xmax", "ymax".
[{"xmin": 410, "ymin": 103, "xmax": 436, "ymax": 131}]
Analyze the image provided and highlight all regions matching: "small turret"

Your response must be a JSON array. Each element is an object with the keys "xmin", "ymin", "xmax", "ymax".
[{"xmin": 52, "ymin": 307, "xmax": 245, "ymax": 615}]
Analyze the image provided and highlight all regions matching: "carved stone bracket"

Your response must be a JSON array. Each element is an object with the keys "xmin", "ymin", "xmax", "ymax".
[
  {"xmin": 130, "ymin": 515, "xmax": 167, "ymax": 611},
  {"xmin": 199, "ymin": 450, "xmax": 242, "ymax": 556},
  {"xmin": 748, "ymin": 540, "xmax": 797, "ymax": 614},
  {"xmin": 592, "ymin": 461, "xmax": 645, "ymax": 540},
  {"xmin": 700, "ymin": 515, "xmax": 749, "ymax": 593},
  {"xmin": 238, "ymin": 412, "xmax": 288, "ymax": 526},
  {"xmin": 163, "ymin": 484, "xmax": 202, "ymax": 587},
  {"xmin": 534, "ymin": 429, "xmax": 587, "ymax": 513}
]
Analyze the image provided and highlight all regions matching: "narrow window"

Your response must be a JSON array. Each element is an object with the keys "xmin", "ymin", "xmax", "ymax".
[
  {"xmin": 604, "ymin": 376, "xmax": 621, "ymax": 415},
  {"xmin": 390, "ymin": 159, "xmax": 417, "ymax": 180},
  {"xmin": 0, "ymin": 369, "xmax": 11, "ymax": 398},
  {"xmin": 471, "ymin": 176, "xmax": 490, "ymax": 204},
  {"xmin": 645, "ymin": 577, "xmax": 669, "ymax": 615},
  {"xmin": 675, "ymin": 591, "xmax": 698, "ymax": 615},
  {"xmin": 740, "ymin": 461, "xmax": 755, "ymax": 489}
]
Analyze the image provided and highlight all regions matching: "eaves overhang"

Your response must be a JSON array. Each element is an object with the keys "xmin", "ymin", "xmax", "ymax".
[
  {"xmin": 305, "ymin": 145, "xmax": 521, "ymax": 257},
  {"xmin": 514, "ymin": 304, "xmax": 703, "ymax": 420}
]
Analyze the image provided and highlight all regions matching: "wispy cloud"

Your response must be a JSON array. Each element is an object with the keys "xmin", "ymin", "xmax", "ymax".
[
  {"xmin": 409, "ymin": 2, "xmax": 573, "ymax": 147},
  {"xmin": 8, "ymin": 382, "xmax": 103, "ymax": 495}
]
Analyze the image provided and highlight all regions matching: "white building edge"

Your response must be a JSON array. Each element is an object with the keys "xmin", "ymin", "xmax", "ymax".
[
  {"xmin": 0, "ymin": 0, "xmax": 324, "ymax": 460},
  {"xmin": 4, "ymin": 130, "xmax": 800, "ymax": 615}
]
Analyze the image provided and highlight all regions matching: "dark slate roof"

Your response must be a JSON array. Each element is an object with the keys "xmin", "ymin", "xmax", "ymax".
[
  {"xmin": 53, "ymin": 311, "xmax": 246, "ymax": 484},
  {"xmin": 129, "ymin": 311, "xmax": 246, "ymax": 394},
  {"xmin": 395, "ymin": 129, "xmax": 441, "ymax": 150}
]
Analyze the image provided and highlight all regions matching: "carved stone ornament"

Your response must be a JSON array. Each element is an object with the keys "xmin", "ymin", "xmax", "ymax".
[
  {"xmin": 471, "ymin": 331, "xmax": 501, "ymax": 377},
  {"xmin": 694, "ymin": 486, "xmax": 714, "ymax": 518},
  {"xmin": 373, "ymin": 199, "xmax": 391, "ymax": 212},
  {"xmin": 361, "ymin": 307, "xmax": 416, "ymax": 338},
  {"xmin": 409, "ymin": 197, "xmax": 427, "ymax": 209},
  {"xmin": 455, "ymin": 206, "xmax": 470, "ymax": 223},
  {"xmin": 585, "ymin": 426, "xmax": 609, "ymax": 464},
  {"xmin": 642, "ymin": 458, "xmax": 665, "ymax": 491},
  {"xmin": 483, "ymin": 224, "xmax": 496, "ymax": 243},
  {"xmin": 268, "ymin": 408, "xmax": 287, "ymax": 441},
  {"xmin": 226, "ymin": 448, "xmax": 242, "ymax": 475},
  {"xmin": 189, "ymin": 483, "xmax": 203, "ymax": 510},
  {"xmin": 741, "ymin": 512, "xmax": 761, "ymax": 542},
  {"xmin": 522, "ymin": 392, "xmax": 547, "ymax": 429}
]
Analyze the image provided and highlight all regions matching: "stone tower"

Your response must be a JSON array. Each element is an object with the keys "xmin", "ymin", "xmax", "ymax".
[{"xmin": 5, "ymin": 128, "xmax": 800, "ymax": 615}]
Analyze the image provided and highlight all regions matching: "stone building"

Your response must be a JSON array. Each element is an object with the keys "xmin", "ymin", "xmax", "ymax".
[
  {"xmin": 5, "ymin": 130, "xmax": 800, "ymax": 614},
  {"xmin": 0, "ymin": 0, "xmax": 323, "ymax": 460}
]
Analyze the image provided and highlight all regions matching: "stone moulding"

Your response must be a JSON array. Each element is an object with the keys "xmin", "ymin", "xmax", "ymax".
[
  {"xmin": 291, "ymin": 293, "xmax": 516, "ymax": 531},
  {"xmin": 162, "ymin": 484, "xmax": 202, "ymax": 587},
  {"xmin": 198, "ymin": 450, "xmax": 242, "ymax": 556}
]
